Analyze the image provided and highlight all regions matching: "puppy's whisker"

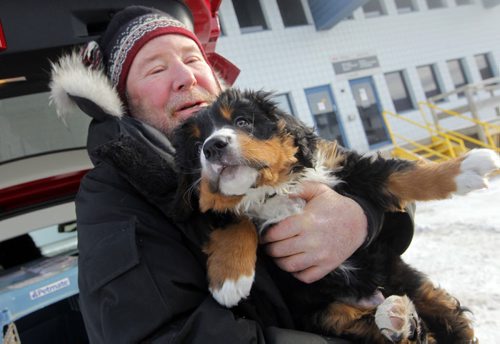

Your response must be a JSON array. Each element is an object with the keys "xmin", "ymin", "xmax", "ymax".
[
  {"xmin": 180, "ymin": 168, "xmax": 203, "ymax": 175},
  {"xmin": 183, "ymin": 177, "xmax": 202, "ymax": 204}
]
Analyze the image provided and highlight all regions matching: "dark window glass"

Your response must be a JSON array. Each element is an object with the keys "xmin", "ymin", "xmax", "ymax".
[
  {"xmin": 276, "ymin": 0, "xmax": 308, "ymax": 27},
  {"xmin": 363, "ymin": 0, "xmax": 386, "ymax": 17},
  {"xmin": 475, "ymin": 54, "xmax": 495, "ymax": 80},
  {"xmin": 426, "ymin": 0, "xmax": 445, "ymax": 9},
  {"xmin": 417, "ymin": 65, "xmax": 442, "ymax": 99},
  {"xmin": 305, "ymin": 87, "xmax": 345, "ymax": 146},
  {"xmin": 385, "ymin": 71, "xmax": 415, "ymax": 112},
  {"xmin": 447, "ymin": 59, "xmax": 469, "ymax": 96},
  {"xmin": 395, "ymin": 0, "xmax": 416, "ymax": 13},
  {"xmin": 232, "ymin": 0, "xmax": 268, "ymax": 33}
]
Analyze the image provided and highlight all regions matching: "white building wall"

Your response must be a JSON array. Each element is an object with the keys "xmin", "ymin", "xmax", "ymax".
[{"xmin": 215, "ymin": 0, "xmax": 500, "ymax": 152}]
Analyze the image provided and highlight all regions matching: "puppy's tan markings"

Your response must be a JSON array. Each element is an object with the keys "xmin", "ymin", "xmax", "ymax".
[
  {"xmin": 239, "ymin": 133, "xmax": 298, "ymax": 187},
  {"xmin": 388, "ymin": 157, "xmax": 464, "ymax": 206},
  {"xmin": 220, "ymin": 105, "xmax": 233, "ymax": 121},
  {"xmin": 321, "ymin": 302, "xmax": 385, "ymax": 341},
  {"xmin": 199, "ymin": 179, "xmax": 243, "ymax": 212},
  {"xmin": 203, "ymin": 217, "xmax": 258, "ymax": 289},
  {"xmin": 317, "ymin": 139, "xmax": 345, "ymax": 170},
  {"xmin": 190, "ymin": 124, "xmax": 201, "ymax": 139}
]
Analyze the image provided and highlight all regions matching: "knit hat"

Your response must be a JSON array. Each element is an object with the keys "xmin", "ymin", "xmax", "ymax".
[{"xmin": 81, "ymin": 5, "xmax": 215, "ymax": 100}]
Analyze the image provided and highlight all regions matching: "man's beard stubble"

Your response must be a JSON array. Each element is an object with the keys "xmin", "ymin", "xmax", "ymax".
[{"xmin": 127, "ymin": 87, "xmax": 216, "ymax": 139}]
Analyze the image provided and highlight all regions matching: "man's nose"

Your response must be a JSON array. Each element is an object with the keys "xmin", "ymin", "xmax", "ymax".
[{"xmin": 172, "ymin": 62, "xmax": 197, "ymax": 91}]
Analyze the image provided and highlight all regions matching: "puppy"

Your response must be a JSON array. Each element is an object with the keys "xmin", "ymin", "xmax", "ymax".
[{"xmin": 173, "ymin": 88, "xmax": 498, "ymax": 343}]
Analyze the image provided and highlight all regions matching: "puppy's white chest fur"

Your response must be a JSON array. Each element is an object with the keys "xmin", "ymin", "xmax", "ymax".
[{"xmin": 235, "ymin": 165, "xmax": 339, "ymax": 233}]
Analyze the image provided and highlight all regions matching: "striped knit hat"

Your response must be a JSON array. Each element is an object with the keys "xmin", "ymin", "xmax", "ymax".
[{"xmin": 81, "ymin": 5, "xmax": 213, "ymax": 100}]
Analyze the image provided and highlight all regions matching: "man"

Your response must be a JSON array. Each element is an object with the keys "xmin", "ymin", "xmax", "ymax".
[{"xmin": 50, "ymin": 3, "xmax": 413, "ymax": 343}]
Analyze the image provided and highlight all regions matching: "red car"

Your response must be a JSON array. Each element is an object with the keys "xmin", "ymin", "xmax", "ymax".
[{"xmin": 0, "ymin": 1, "xmax": 236, "ymax": 342}]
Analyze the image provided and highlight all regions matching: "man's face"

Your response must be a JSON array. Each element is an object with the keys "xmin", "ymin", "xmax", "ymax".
[{"xmin": 126, "ymin": 34, "xmax": 221, "ymax": 137}]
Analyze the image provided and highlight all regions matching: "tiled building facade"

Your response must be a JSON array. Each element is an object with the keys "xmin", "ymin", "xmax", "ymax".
[{"xmin": 215, "ymin": 0, "xmax": 500, "ymax": 152}]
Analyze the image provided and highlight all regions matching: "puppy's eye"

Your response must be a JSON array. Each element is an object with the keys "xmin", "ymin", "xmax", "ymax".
[{"xmin": 235, "ymin": 117, "xmax": 251, "ymax": 128}]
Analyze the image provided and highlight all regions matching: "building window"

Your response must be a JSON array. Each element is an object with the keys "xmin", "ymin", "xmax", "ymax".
[
  {"xmin": 447, "ymin": 59, "xmax": 469, "ymax": 96},
  {"xmin": 362, "ymin": 0, "xmax": 386, "ymax": 18},
  {"xmin": 385, "ymin": 71, "xmax": 415, "ymax": 112},
  {"xmin": 426, "ymin": 0, "xmax": 446, "ymax": 9},
  {"xmin": 417, "ymin": 64, "xmax": 443, "ymax": 99},
  {"xmin": 232, "ymin": 0, "xmax": 268, "ymax": 33},
  {"xmin": 273, "ymin": 93, "xmax": 295, "ymax": 115},
  {"xmin": 456, "ymin": 0, "xmax": 473, "ymax": 5},
  {"xmin": 276, "ymin": 0, "xmax": 308, "ymax": 27},
  {"xmin": 475, "ymin": 53, "xmax": 496, "ymax": 80},
  {"xmin": 395, "ymin": 0, "xmax": 417, "ymax": 13}
]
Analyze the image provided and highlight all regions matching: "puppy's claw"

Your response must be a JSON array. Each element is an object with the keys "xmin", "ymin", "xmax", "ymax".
[
  {"xmin": 375, "ymin": 295, "xmax": 420, "ymax": 343},
  {"xmin": 210, "ymin": 273, "xmax": 254, "ymax": 307}
]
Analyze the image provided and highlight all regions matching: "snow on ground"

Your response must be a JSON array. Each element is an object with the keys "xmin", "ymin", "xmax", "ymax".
[{"xmin": 402, "ymin": 175, "xmax": 500, "ymax": 343}]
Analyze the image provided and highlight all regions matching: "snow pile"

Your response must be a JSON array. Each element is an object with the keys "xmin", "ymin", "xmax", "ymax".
[{"xmin": 403, "ymin": 175, "xmax": 500, "ymax": 343}]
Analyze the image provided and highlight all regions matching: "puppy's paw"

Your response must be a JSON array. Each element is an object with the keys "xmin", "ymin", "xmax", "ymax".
[
  {"xmin": 375, "ymin": 295, "xmax": 420, "ymax": 343},
  {"xmin": 210, "ymin": 272, "xmax": 255, "ymax": 307},
  {"xmin": 204, "ymin": 220, "xmax": 259, "ymax": 308},
  {"xmin": 455, "ymin": 149, "xmax": 500, "ymax": 195}
]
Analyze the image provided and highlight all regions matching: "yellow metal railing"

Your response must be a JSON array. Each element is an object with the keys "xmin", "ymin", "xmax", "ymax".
[
  {"xmin": 382, "ymin": 110, "xmax": 467, "ymax": 160},
  {"xmin": 419, "ymin": 101, "xmax": 500, "ymax": 152},
  {"xmin": 391, "ymin": 134, "xmax": 451, "ymax": 160}
]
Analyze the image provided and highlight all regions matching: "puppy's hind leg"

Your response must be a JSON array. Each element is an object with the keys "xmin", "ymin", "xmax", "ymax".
[
  {"xmin": 387, "ymin": 149, "xmax": 500, "ymax": 206},
  {"xmin": 317, "ymin": 298, "xmax": 431, "ymax": 343},
  {"xmin": 317, "ymin": 301, "xmax": 409, "ymax": 343},
  {"xmin": 411, "ymin": 280, "xmax": 477, "ymax": 343},
  {"xmin": 318, "ymin": 296, "xmax": 433, "ymax": 343},
  {"xmin": 375, "ymin": 295, "xmax": 433, "ymax": 344}
]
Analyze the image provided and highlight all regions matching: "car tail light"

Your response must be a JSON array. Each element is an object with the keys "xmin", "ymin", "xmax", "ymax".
[
  {"xmin": 0, "ymin": 20, "xmax": 6, "ymax": 51},
  {"xmin": 0, "ymin": 170, "xmax": 89, "ymax": 217}
]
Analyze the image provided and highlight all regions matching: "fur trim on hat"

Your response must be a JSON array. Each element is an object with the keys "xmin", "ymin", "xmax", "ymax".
[{"xmin": 50, "ymin": 50, "xmax": 124, "ymax": 121}]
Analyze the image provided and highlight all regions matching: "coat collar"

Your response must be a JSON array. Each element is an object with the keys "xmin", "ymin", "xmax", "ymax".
[
  {"xmin": 50, "ymin": 50, "xmax": 124, "ymax": 123},
  {"xmin": 50, "ymin": 50, "xmax": 180, "ymax": 210}
]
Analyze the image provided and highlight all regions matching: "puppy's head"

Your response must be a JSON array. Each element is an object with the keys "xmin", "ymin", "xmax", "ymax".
[{"xmin": 173, "ymin": 88, "xmax": 317, "ymax": 214}]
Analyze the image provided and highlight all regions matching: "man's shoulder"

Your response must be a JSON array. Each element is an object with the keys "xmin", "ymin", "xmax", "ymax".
[
  {"xmin": 78, "ymin": 161, "xmax": 134, "ymax": 197},
  {"xmin": 76, "ymin": 163, "xmax": 138, "ymax": 218}
]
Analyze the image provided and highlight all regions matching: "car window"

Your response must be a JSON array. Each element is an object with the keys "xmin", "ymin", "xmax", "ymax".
[
  {"xmin": 0, "ymin": 222, "xmax": 78, "ymax": 272},
  {"xmin": 0, "ymin": 91, "xmax": 90, "ymax": 164}
]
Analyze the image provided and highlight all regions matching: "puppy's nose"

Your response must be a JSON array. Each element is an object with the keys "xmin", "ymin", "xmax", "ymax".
[{"xmin": 203, "ymin": 136, "xmax": 229, "ymax": 161}]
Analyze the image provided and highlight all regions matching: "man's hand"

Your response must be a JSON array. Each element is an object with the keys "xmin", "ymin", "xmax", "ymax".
[{"xmin": 261, "ymin": 182, "xmax": 368, "ymax": 284}]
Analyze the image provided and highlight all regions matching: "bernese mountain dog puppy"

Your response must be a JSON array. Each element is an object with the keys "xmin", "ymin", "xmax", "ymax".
[{"xmin": 172, "ymin": 88, "xmax": 499, "ymax": 343}]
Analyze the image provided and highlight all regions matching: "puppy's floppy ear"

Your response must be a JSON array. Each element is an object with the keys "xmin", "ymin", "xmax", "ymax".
[
  {"xmin": 170, "ymin": 120, "xmax": 202, "ymax": 221},
  {"xmin": 171, "ymin": 171, "xmax": 198, "ymax": 221},
  {"xmin": 242, "ymin": 89, "xmax": 280, "ymax": 120},
  {"xmin": 280, "ymin": 113, "xmax": 318, "ymax": 168}
]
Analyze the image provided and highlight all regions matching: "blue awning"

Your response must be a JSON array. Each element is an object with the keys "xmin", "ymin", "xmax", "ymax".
[{"xmin": 307, "ymin": 0, "xmax": 370, "ymax": 30}]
